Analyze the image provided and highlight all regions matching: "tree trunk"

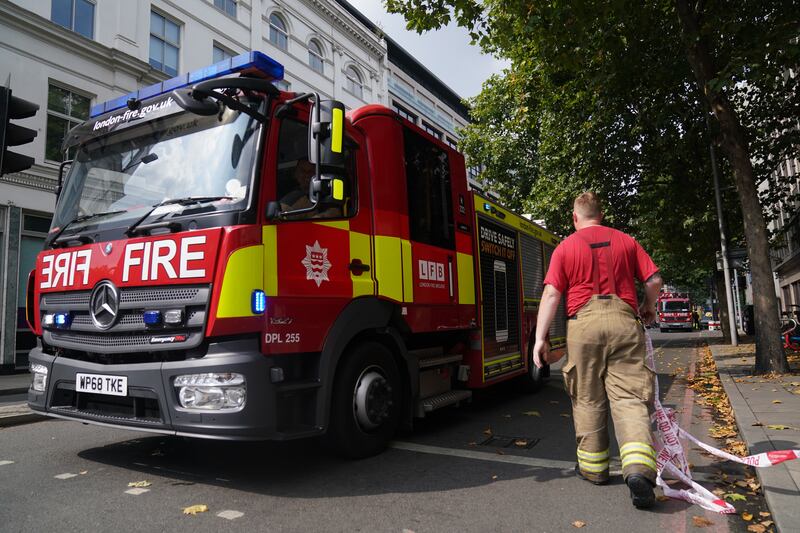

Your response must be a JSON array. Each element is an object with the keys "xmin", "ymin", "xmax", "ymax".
[
  {"xmin": 715, "ymin": 270, "xmax": 732, "ymax": 344},
  {"xmin": 675, "ymin": 0, "xmax": 788, "ymax": 373}
]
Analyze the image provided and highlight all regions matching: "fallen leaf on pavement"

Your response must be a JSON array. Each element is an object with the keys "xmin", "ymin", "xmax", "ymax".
[
  {"xmin": 128, "ymin": 481, "xmax": 151, "ymax": 488},
  {"xmin": 766, "ymin": 424, "xmax": 793, "ymax": 430},
  {"xmin": 656, "ymin": 495, "xmax": 670, "ymax": 502},
  {"xmin": 571, "ymin": 521, "xmax": 586, "ymax": 528},
  {"xmin": 723, "ymin": 493, "xmax": 746, "ymax": 502},
  {"xmin": 772, "ymin": 400, "xmax": 782, "ymax": 404},
  {"xmin": 735, "ymin": 480, "xmax": 749, "ymax": 488},
  {"xmin": 483, "ymin": 427, "xmax": 493, "ymax": 436},
  {"xmin": 761, "ymin": 520, "xmax": 773, "ymax": 527},
  {"xmin": 182, "ymin": 504, "xmax": 208, "ymax": 515},
  {"xmin": 560, "ymin": 413, "xmax": 571, "ymax": 418},
  {"xmin": 758, "ymin": 512, "xmax": 770, "ymax": 517},
  {"xmin": 692, "ymin": 516, "xmax": 714, "ymax": 527},
  {"xmin": 491, "ymin": 475, "xmax": 498, "ymax": 480},
  {"xmin": 752, "ymin": 422, "xmax": 763, "ymax": 426},
  {"xmin": 747, "ymin": 524, "xmax": 766, "ymax": 533},
  {"xmin": 79, "ymin": 470, "xmax": 88, "ymax": 475},
  {"xmin": 742, "ymin": 511, "xmax": 753, "ymax": 521},
  {"xmin": 523, "ymin": 410, "xmax": 541, "ymax": 417},
  {"xmin": 514, "ymin": 440, "xmax": 528, "ymax": 447}
]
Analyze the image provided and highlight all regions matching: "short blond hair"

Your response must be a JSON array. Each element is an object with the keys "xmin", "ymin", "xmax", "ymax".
[{"xmin": 574, "ymin": 191, "xmax": 603, "ymax": 220}]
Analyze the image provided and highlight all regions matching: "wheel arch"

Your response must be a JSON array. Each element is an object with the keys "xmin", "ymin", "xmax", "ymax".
[{"xmin": 317, "ymin": 297, "xmax": 413, "ymax": 431}]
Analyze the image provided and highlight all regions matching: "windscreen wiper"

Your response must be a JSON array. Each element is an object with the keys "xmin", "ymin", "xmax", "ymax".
[
  {"xmin": 125, "ymin": 196, "xmax": 235, "ymax": 237},
  {"xmin": 49, "ymin": 210, "xmax": 128, "ymax": 248}
]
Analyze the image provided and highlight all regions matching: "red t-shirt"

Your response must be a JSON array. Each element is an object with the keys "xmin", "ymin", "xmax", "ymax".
[{"xmin": 543, "ymin": 225, "xmax": 659, "ymax": 316}]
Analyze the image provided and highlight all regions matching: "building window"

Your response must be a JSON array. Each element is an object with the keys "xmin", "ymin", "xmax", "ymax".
[
  {"xmin": 273, "ymin": 79, "xmax": 291, "ymax": 92},
  {"xmin": 213, "ymin": 44, "xmax": 234, "ymax": 63},
  {"xmin": 308, "ymin": 39, "xmax": 324, "ymax": 74},
  {"xmin": 393, "ymin": 101, "xmax": 417, "ymax": 124},
  {"xmin": 150, "ymin": 11, "xmax": 180, "ymax": 76},
  {"xmin": 467, "ymin": 165, "xmax": 481, "ymax": 182},
  {"xmin": 445, "ymin": 136, "xmax": 458, "ymax": 150},
  {"xmin": 213, "ymin": 0, "xmax": 236, "ymax": 17},
  {"xmin": 46, "ymin": 84, "xmax": 91, "ymax": 162},
  {"xmin": 421, "ymin": 120, "xmax": 442, "ymax": 140},
  {"xmin": 345, "ymin": 66, "xmax": 364, "ymax": 99},
  {"xmin": 51, "ymin": 0, "xmax": 94, "ymax": 39},
  {"xmin": 269, "ymin": 13, "xmax": 288, "ymax": 51}
]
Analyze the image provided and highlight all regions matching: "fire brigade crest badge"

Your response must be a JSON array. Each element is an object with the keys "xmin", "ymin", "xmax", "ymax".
[{"xmin": 301, "ymin": 240, "xmax": 332, "ymax": 287}]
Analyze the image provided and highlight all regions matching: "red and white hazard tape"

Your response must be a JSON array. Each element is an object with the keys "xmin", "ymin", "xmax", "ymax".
[{"xmin": 645, "ymin": 331, "xmax": 800, "ymax": 513}]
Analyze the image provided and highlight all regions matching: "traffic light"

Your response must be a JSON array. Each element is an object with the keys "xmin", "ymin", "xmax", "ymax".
[{"xmin": 0, "ymin": 86, "xmax": 39, "ymax": 176}]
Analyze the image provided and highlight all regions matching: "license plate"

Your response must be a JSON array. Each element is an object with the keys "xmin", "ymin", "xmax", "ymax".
[{"xmin": 76, "ymin": 373, "xmax": 128, "ymax": 396}]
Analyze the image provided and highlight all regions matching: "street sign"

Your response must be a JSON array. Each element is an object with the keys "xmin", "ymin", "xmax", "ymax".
[{"xmin": 716, "ymin": 248, "xmax": 748, "ymax": 271}]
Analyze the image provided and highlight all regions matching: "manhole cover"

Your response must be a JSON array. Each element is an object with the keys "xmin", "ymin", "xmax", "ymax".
[{"xmin": 479, "ymin": 435, "xmax": 540, "ymax": 450}]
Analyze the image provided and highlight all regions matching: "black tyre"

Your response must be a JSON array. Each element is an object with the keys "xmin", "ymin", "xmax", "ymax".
[
  {"xmin": 520, "ymin": 332, "xmax": 548, "ymax": 393},
  {"xmin": 327, "ymin": 341, "xmax": 402, "ymax": 459}
]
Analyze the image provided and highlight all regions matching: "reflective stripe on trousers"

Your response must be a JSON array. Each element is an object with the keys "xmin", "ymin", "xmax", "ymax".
[{"xmin": 563, "ymin": 295, "xmax": 657, "ymax": 483}]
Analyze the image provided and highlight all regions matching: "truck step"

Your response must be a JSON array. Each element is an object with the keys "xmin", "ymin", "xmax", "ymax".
[
  {"xmin": 408, "ymin": 347, "xmax": 444, "ymax": 359},
  {"xmin": 418, "ymin": 353, "xmax": 463, "ymax": 369},
  {"xmin": 417, "ymin": 390, "xmax": 472, "ymax": 417}
]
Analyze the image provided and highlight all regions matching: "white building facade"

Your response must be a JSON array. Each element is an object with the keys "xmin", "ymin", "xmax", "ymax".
[{"xmin": 0, "ymin": 0, "xmax": 473, "ymax": 370}]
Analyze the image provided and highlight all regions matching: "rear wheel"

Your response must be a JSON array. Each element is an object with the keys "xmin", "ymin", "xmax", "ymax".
[{"xmin": 326, "ymin": 341, "xmax": 402, "ymax": 459}]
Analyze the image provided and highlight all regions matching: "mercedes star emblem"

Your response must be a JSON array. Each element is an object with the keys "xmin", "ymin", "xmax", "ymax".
[{"xmin": 90, "ymin": 280, "xmax": 120, "ymax": 330}]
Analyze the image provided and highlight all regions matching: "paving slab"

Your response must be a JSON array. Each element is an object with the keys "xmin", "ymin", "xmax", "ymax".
[
  {"xmin": 710, "ymin": 341, "xmax": 800, "ymax": 533},
  {"xmin": 0, "ymin": 372, "xmax": 30, "ymax": 396}
]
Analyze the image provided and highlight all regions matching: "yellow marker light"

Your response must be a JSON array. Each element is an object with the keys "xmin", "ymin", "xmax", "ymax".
[
  {"xmin": 331, "ymin": 107, "xmax": 343, "ymax": 154},
  {"xmin": 332, "ymin": 178, "xmax": 344, "ymax": 200}
]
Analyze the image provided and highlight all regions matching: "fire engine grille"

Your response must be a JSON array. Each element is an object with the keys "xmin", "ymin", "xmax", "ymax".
[{"xmin": 40, "ymin": 284, "xmax": 210, "ymax": 354}]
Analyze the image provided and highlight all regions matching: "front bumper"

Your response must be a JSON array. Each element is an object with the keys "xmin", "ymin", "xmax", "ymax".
[
  {"xmin": 662, "ymin": 322, "xmax": 693, "ymax": 330},
  {"xmin": 27, "ymin": 339, "xmax": 312, "ymax": 440}
]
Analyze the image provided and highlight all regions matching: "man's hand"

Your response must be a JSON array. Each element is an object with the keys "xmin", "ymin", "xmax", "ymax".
[
  {"xmin": 533, "ymin": 338, "xmax": 550, "ymax": 368},
  {"xmin": 639, "ymin": 303, "xmax": 656, "ymax": 325}
]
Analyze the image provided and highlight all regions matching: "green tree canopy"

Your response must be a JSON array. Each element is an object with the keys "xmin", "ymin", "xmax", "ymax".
[{"xmin": 386, "ymin": 0, "xmax": 799, "ymax": 372}]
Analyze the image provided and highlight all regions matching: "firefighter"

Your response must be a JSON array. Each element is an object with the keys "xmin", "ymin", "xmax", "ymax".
[{"xmin": 532, "ymin": 191, "xmax": 663, "ymax": 509}]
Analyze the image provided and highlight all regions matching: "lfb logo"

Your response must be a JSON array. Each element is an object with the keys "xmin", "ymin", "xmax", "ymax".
[{"xmin": 418, "ymin": 260, "xmax": 445, "ymax": 282}]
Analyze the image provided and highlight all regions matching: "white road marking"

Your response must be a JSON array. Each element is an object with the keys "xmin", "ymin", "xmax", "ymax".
[
  {"xmin": 125, "ymin": 488, "xmax": 150, "ymax": 495},
  {"xmin": 0, "ymin": 460, "xmax": 14, "ymax": 466},
  {"xmin": 54, "ymin": 473, "xmax": 77, "ymax": 480},
  {"xmin": 217, "ymin": 510, "xmax": 244, "ymax": 520},
  {"xmin": 391, "ymin": 442, "xmax": 623, "ymax": 475}
]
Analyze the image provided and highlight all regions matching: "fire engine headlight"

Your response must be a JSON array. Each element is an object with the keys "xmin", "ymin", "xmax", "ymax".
[
  {"xmin": 30, "ymin": 363, "xmax": 48, "ymax": 392},
  {"xmin": 174, "ymin": 373, "xmax": 246, "ymax": 411}
]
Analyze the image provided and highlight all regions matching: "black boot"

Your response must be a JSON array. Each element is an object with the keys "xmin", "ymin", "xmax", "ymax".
[
  {"xmin": 574, "ymin": 464, "xmax": 608, "ymax": 486},
  {"xmin": 626, "ymin": 474, "xmax": 655, "ymax": 509}
]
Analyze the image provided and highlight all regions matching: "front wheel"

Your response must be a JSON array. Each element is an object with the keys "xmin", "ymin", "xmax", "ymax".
[{"xmin": 326, "ymin": 341, "xmax": 402, "ymax": 459}]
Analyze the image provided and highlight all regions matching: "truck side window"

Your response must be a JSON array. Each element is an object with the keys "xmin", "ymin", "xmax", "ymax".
[
  {"xmin": 403, "ymin": 128, "xmax": 455, "ymax": 249},
  {"xmin": 275, "ymin": 118, "xmax": 356, "ymax": 219}
]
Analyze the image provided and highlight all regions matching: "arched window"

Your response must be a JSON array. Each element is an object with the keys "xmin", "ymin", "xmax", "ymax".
[
  {"xmin": 308, "ymin": 39, "xmax": 324, "ymax": 74},
  {"xmin": 345, "ymin": 66, "xmax": 364, "ymax": 99},
  {"xmin": 268, "ymin": 13, "xmax": 288, "ymax": 51}
]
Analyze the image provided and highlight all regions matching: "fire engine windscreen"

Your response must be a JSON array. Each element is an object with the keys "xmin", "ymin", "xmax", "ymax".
[
  {"xmin": 662, "ymin": 301, "xmax": 690, "ymax": 312},
  {"xmin": 51, "ymin": 96, "xmax": 264, "ymax": 235}
]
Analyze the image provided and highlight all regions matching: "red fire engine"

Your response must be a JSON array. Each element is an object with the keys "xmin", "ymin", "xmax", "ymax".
[
  {"xmin": 26, "ymin": 52, "xmax": 565, "ymax": 457},
  {"xmin": 657, "ymin": 292, "xmax": 693, "ymax": 332}
]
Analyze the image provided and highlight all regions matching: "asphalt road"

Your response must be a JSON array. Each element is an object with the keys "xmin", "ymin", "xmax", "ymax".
[{"xmin": 0, "ymin": 330, "xmax": 768, "ymax": 532}]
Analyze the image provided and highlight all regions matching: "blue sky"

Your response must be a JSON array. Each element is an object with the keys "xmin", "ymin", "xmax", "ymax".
[{"xmin": 346, "ymin": 1, "xmax": 509, "ymax": 99}]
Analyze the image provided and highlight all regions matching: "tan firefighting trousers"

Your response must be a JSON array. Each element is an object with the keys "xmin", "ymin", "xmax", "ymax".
[{"xmin": 562, "ymin": 295, "xmax": 657, "ymax": 484}]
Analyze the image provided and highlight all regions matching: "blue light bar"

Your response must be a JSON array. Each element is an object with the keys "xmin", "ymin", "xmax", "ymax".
[
  {"xmin": 252, "ymin": 290, "xmax": 266, "ymax": 314},
  {"xmin": 90, "ymin": 51, "xmax": 285, "ymax": 117},
  {"xmin": 54, "ymin": 312, "xmax": 72, "ymax": 329},
  {"xmin": 143, "ymin": 310, "xmax": 163, "ymax": 326}
]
